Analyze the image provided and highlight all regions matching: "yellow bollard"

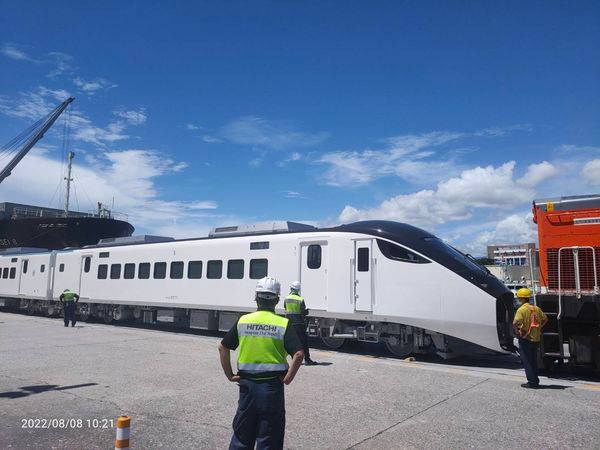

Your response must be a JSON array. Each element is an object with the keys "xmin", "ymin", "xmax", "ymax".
[{"xmin": 115, "ymin": 415, "xmax": 131, "ymax": 450}]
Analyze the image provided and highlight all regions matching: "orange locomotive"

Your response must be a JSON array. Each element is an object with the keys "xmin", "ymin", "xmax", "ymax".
[{"xmin": 532, "ymin": 195, "xmax": 600, "ymax": 370}]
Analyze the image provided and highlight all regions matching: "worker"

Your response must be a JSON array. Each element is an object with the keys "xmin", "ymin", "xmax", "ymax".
[
  {"xmin": 219, "ymin": 276, "xmax": 304, "ymax": 450},
  {"xmin": 284, "ymin": 281, "xmax": 317, "ymax": 365},
  {"xmin": 513, "ymin": 288, "xmax": 548, "ymax": 389},
  {"xmin": 60, "ymin": 288, "xmax": 79, "ymax": 327}
]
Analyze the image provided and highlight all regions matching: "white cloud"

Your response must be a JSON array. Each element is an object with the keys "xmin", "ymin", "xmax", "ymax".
[
  {"xmin": 46, "ymin": 52, "xmax": 73, "ymax": 78},
  {"xmin": 318, "ymin": 131, "xmax": 464, "ymax": 186},
  {"xmin": 113, "ymin": 108, "xmax": 147, "ymax": 125},
  {"xmin": 1, "ymin": 43, "xmax": 38, "ymax": 62},
  {"xmin": 0, "ymin": 148, "xmax": 223, "ymax": 237},
  {"xmin": 188, "ymin": 201, "xmax": 218, "ymax": 210},
  {"xmin": 466, "ymin": 213, "xmax": 538, "ymax": 256},
  {"xmin": 220, "ymin": 116, "xmax": 329, "ymax": 150},
  {"xmin": 517, "ymin": 161, "xmax": 558, "ymax": 187},
  {"xmin": 74, "ymin": 77, "xmax": 118, "ymax": 94},
  {"xmin": 0, "ymin": 87, "xmax": 138, "ymax": 147},
  {"xmin": 202, "ymin": 135, "xmax": 223, "ymax": 143},
  {"xmin": 318, "ymin": 127, "xmax": 532, "ymax": 187},
  {"xmin": 582, "ymin": 159, "xmax": 600, "ymax": 186},
  {"xmin": 248, "ymin": 157, "xmax": 263, "ymax": 168},
  {"xmin": 283, "ymin": 191, "xmax": 307, "ymax": 199},
  {"xmin": 186, "ymin": 123, "xmax": 201, "ymax": 130},
  {"xmin": 338, "ymin": 161, "xmax": 541, "ymax": 228}
]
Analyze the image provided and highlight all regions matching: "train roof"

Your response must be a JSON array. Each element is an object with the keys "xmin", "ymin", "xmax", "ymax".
[
  {"xmin": 15, "ymin": 220, "xmax": 435, "ymax": 253},
  {"xmin": 533, "ymin": 194, "xmax": 600, "ymax": 212}
]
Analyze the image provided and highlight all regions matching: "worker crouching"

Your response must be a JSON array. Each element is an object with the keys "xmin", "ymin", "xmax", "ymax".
[{"xmin": 219, "ymin": 277, "xmax": 304, "ymax": 450}]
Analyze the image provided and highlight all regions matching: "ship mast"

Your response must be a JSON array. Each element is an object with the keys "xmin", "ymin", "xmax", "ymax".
[
  {"xmin": 63, "ymin": 151, "xmax": 74, "ymax": 217},
  {"xmin": 0, "ymin": 97, "xmax": 74, "ymax": 185}
]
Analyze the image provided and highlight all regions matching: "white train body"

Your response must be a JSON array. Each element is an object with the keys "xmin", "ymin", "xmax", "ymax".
[{"xmin": 0, "ymin": 221, "xmax": 515, "ymax": 356}]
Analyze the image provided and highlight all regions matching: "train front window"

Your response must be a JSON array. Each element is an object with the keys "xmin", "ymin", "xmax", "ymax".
[
  {"xmin": 422, "ymin": 237, "xmax": 483, "ymax": 273},
  {"xmin": 377, "ymin": 239, "xmax": 429, "ymax": 264}
]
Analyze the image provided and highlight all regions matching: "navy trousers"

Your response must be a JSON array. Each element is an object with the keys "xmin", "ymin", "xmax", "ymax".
[
  {"xmin": 229, "ymin": 378, "xmax": 285, "ymax": 450},
  {"xmin": 292, "ymin": 323, "xmax": 311, "ymax": 361},
  {"xmin": 519, "ymin": 338, "xmax": 539, "ymax": 386},
  {"xmin": 63, "ymin": 302, "xmax": 76, "ymax": 327}
]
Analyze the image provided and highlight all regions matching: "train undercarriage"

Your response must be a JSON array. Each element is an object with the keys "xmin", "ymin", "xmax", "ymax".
[{"xmin": 1, "ymin": 297, "xmax": 485, "ymax": 359}]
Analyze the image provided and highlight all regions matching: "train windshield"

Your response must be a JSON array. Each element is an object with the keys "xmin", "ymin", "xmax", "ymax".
[{"xmin": 422, "ymin": 237, "xmax": 487, "ymax": 274}]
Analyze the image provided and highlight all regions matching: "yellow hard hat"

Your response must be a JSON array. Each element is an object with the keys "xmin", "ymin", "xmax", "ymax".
[{"xmin": 516, "ymin": 287, "xmax": 532, "ymax": 299}]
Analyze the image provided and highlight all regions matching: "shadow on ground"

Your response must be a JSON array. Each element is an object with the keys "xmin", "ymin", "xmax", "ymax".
[{"xmin": 0, "ymin": 383, "xmax": 98, "ymax": 399}]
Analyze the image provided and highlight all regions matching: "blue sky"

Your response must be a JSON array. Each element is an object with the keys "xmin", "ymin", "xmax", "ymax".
[{"xmin": 1, "ymin": 1, "xmax": 599, "ymax": 254}]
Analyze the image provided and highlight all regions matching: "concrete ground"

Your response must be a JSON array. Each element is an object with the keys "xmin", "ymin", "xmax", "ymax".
[{"xmin": 1, "ymin": 312, "xmax": 599, "ymax": 449}]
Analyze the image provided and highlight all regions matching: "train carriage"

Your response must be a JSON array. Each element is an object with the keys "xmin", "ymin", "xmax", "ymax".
[{"xmin": 0, "ymin": 220, "xmax": 515, "ymax": 358}]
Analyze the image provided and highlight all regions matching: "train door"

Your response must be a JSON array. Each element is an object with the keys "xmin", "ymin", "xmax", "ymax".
[
  {"xmin": 78, "ymin": 254, "xmax": 93, "ymax": 298},
  {"xmin": 354, "ymin": 240, "xmax": 373, "ymax": 312},
  {"xmin": 300, "ymin": 241, "xmax": 328, "ymax": 310},
  {"xmin": 18, "ymin": 258, "xmax": 29, "ymax": 295}
]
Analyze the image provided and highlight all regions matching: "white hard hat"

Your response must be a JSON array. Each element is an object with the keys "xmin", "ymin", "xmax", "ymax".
[
  {"xmin": 290, "ymin": 281, "xmax": 301, "ymax": 291},
  {"xmin": 255, "ymin": 277, "xmax": 281, "ymax": 297}
]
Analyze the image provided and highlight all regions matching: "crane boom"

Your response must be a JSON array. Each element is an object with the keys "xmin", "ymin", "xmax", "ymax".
[{"xmin": 0, "ymin": 97, "xmax": 74, "ymax": 185}]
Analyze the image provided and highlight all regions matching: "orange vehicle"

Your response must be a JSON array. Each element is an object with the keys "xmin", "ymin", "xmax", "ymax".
[{"xmin": 533, "ymin": 194, "xmax": 600, "ymax": 370}]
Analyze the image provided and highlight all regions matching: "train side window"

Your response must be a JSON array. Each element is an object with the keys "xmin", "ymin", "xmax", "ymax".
[
  {"xmin": 188, "ymin": 261, "xmax": 202, "ymax": 279},
  {"xmin": 124, "ymin": 263, "xmax": 135, "ymax": 279},
  {"xmin": 84, "ymin": 257, "xmax": 91, "ymax": 273},
  {"xmin": 110, "ymin": 264, "xmax": 121, "ymax": 279},
  {"xmin": 250, "ymin": 259, "xmax": 268, "ymax": 279},
  {"xmin": 357, "ymin": 247, "xmax": 369, "ymax": 272},
  {"xmin": 10, "ymin": 267, "xmax": 16, "ymax": 279},
  {"xmin": 307, "ymin": 245, "xmax": 321, "ymax": 269},
  {"xmin": 2, "ymin": 267, "xmax": 7, "ymax": 278},
  {"xmin": 59, "ymin": 263, "xmax": 65, "ymax": 272},
  {"xmin": 227, "ymin": 259, "xmax": 244, "ymax": 279},
  {"xmin": 40, "ymin": 265, "xmax": 45, "ymax": 274},
  {"xmin": 376, "ymin": 239, "xmax": 429, "ymax": 264},
  {"xmin": 138, "ymin": 262, "xmax": 151, "ymax": 279},
  {"xmin": 97, "ymin": 264, "xmax": 108, "ymax": 279},
  {"xmin": 250, "ymin": 241, "xmax": 269, "ymax": 250},
  {"xmin": 153, "ymin": 262, "xmax": 167, "ymax": 279},
  {"xmin": 23, "ymin": 260, "xmax": 28, "ymax": 274},
  {"xmin": 170, "ymin": 261, "xmax": 184, "ymax": 279},
  {"xmin": 207, "ymin": 260, "xmax": 223, "ymax": 279}
]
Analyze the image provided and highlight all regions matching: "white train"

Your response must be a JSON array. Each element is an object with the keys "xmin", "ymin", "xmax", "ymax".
[{"xmin": 0, "ymin": 220, "xmax": 515, "ymax": 357}]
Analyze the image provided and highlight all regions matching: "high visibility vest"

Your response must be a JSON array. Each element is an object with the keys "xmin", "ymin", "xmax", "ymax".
[
  {"xmin": 523, "ymin": 304, "xmax": 541, "ymax": 338},
  {"xmin": 237, "ymin": 311, "xmax": 290, "ymax": 375},
  {"xmin": 62, "ymin": 291, "xmax": 76, "ymax": 302},
  {"xmin": 284, "ymin": 294, "xmax": 303, "ymax": 315}
]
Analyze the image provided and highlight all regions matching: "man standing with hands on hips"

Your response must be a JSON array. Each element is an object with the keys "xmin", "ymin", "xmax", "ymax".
[
  {"xmin": 219, "ymin": 277, "xmax": 304, "ymax": 450},
  {"xmin": 285, "ymin": 281, "xmax": 318, "ymax": 365}
]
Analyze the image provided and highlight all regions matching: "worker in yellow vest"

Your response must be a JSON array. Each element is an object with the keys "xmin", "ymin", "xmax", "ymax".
[
  {"xmin": 60, "ymin": 289, "xmax": 80, "ymax": 327},
  {"xmin": 219, "ymin": 277, "xmax": 304, "ymax": 450},
  {"xmin": 513, "ymin": 288, "xmax": 548, "ymax": 389},
  {"xmin": 285, "ymin": 281, "xmax": 317, "ymax": 365}
]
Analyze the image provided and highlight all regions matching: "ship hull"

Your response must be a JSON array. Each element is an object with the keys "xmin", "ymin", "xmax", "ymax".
[{"xmin": 0, "ymin": 217, "xmax": 134, "ymax": 250}]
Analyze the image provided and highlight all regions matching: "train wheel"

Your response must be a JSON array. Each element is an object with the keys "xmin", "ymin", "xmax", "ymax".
[
  {"xmin": 385, "ymin": 336, "xmax": 414, "ymax": 358},
  {"xmin": 47, "ymin": 303, "xmax": 58, "ymax": 317},
  {"xmin": 78, "ymin": 303, "xmax": 91, "ymax": 322},
  {"xmin": 26, "ymin": 301, "xmax": 35, "ymax": 315},
  {"xmin": 103, "ymin": 309, "xmax": 114, "ymax": 324},
  {"xmin": 321, "ymin": 336, "xmax": 346, "ymax": 349}
]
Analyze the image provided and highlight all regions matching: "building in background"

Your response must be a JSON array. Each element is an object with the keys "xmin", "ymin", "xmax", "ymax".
[
  {"xmin": 485, "ymin": 243, "xmax": 539, "ymax": 286},
  {"xmin": 487, "ymin": 243, "xmax": 537, "ymax": 266}
]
